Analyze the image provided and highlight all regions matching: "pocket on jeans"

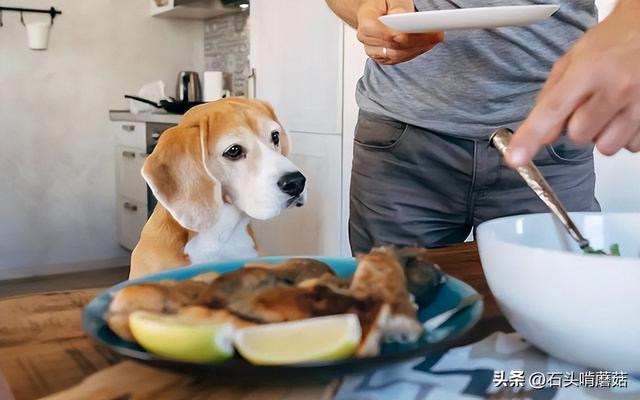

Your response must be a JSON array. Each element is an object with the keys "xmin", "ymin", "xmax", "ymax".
[
  {"xmin": 534, "ymin": 134, "xmax": 594, "ymax": 165},
  {"xmin": 354, "ymin": 110, "xmax": 410, "ymax": 150}
]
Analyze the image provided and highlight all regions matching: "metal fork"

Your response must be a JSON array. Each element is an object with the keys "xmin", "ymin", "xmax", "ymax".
[
  {"xmin": 423, "ymin": 293, "xmax": 483, "ymax": 331},
  {"xmin": 490, "ymin": 128, "xmax": 592, "ymax": 250}
]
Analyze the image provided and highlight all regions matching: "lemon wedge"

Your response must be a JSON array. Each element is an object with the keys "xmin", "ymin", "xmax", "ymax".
[
  {"xmin": 233, "ymin": 314, "xmax": 361, "ymax": 365},
  {"xmin": 129, "ymin": 311, "xmax": 234, "ymax": 363}
]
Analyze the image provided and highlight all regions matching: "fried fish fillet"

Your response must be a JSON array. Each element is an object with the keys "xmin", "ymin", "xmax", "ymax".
[
  {"xmin": 200, "ymin": 260, "xmax": 339, "ymax": 308},
  {"xmin": 296, "ymin": 273, "xmax": 351, "ymax": 291},
  {"xmin": 107, "ymin": 260, "xmax": 337, "ymax": 341},
  {"xmin": 107, "ymin": 253, "xmax": 437, "ymax": 358},
  {"xmin": 199, "ymin": 267, "xmax": 285, "ymax": 308},
  {"xmin": 351, "ymin": 246, "xmax": 424, "ymax": 343},
  {"xmin": 107, "ymin": 268, "xmax": 280, "ymax": 340},
  {"xmin": 245, "ymin": 258, "xmax": 337, "ymax": 286},
  {"xmin": 177, "ymin": 305, "xmax": 255, "ymax": 328}
]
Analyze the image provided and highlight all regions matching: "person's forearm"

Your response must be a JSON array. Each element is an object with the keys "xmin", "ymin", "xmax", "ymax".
[
  {"xmin": 616, "ymin": 0, "xmax": 640, "ymax": 11},
  {"xmin": 608, "ymin": 0, "xmax": 640, "ymax": 20},
  {"xmin": 325, "ymin": 0, "xmax": 367, "ymax": 28}
]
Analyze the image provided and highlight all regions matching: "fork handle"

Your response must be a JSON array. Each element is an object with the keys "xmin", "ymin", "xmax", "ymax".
[{"xmin": 490, "ymin": 128, "xmax": 590, "ymax": 249}]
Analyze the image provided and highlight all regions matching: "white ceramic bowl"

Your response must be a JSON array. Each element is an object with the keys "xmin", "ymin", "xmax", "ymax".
[{"xmin": 477, "ymin": 212, "xmax": 640, "ymax": 373}]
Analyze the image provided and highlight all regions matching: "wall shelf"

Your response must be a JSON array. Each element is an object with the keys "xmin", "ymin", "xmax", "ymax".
[{"xmin": 149, "ymin": 0, "xmax": 243, "ymax": 19}]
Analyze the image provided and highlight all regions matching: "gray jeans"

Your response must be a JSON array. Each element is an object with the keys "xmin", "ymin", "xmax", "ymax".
[{"xmin": 349, "ymin": 111, "xmax": 600, "ymax": 253}]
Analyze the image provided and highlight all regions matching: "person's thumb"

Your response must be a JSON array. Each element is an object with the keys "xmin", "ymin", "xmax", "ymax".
[{"xmin": 387, "ymin": 0, "xmax": 414, "ymax": 14}]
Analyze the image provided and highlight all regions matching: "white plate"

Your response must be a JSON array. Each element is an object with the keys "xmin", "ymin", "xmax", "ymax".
[{"xmin": 379, "ymin": 5, "xmax": 559, "ymax": 33}]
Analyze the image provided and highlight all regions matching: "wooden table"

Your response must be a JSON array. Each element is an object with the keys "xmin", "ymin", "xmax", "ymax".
[{"xmin": 0, "ymin": 243, "xmax": 511, "ymax": 400}]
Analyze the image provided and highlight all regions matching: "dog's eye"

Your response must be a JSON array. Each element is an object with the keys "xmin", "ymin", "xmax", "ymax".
[
  {"xmin": 271, "ymin": 130, "xmax": 280, "ymax": 147},
  {"xmin": 223, "ymin": 144, "xmax": 245, "ymax": 160}
]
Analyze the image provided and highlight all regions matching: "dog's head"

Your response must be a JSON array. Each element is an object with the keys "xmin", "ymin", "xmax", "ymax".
[{"xmin": 141, "ymin": 98, "xmax": 306, "ymax": 231}]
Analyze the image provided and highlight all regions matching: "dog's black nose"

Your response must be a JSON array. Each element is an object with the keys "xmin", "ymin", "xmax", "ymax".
[{"xmin": 277, "ymin": 171, "xmax": 306, "ymax": 197}]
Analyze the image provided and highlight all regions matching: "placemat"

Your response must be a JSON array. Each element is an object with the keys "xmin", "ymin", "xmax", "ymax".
[{"xmin": 336, "ymin": 332, "xmax": 639, "ymax": 399}]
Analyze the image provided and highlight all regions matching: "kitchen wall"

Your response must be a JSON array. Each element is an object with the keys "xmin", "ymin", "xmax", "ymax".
[
  {"xmin": 0, "ymin": 0, "xmax": 204, "ymax": 279},
  {"xmin": 204, "ymin": 12, "xmax": 250, "ymax": 96}
]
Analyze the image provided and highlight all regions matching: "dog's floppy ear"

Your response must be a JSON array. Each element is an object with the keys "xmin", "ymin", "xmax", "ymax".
[{"xmin": 141, "ymin": 118, "xmax": 221, "ymax": 231}]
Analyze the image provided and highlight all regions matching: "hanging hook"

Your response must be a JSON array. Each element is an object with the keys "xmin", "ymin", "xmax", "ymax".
[{"xmin": 0, "ymin": 6, "xmax": 62, "ymax": 27}]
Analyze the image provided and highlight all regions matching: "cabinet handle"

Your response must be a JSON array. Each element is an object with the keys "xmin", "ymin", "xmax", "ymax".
[
  {"xmin": 121, "ymin": 124, "xmax": 135, "ymax": 132},
  {"xmin": 247, "ymin": 68, "xmax": 256, "ymax": 99},
  {"xmin": 151, "ymin": 132, "xmax": 161, "ymax": 140},
  {"xmin": 122, "ymin": 151, "xmax": 136, "ymax": 158},
  {"xmin": 123, "ymin": 202, "xmax": 138, "ymax": 212}
]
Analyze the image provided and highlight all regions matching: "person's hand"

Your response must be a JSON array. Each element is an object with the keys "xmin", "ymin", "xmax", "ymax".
[
  {"xmin": 357, "ymin": 0, "xmax": 443, "ymax": 65},
  {"xmin": 506, "ymin": 1, "xmax": 640, "ymax": 167}
]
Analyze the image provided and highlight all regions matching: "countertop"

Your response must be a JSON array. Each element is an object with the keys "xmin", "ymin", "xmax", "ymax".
[{"xmin": 109, "ymin": 110, "xmax": 182, "ymax": 124}]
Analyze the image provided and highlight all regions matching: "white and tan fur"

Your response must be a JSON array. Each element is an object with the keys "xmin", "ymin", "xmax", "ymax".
[{"xmin": 130, "ymin": 98, "xmax": 305, "ymax": 278}]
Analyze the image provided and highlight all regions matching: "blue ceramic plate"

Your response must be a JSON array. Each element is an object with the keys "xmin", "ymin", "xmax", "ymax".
[{"xmin": 83, "ymin": 257, "xmax": 483, "ymax": 380}]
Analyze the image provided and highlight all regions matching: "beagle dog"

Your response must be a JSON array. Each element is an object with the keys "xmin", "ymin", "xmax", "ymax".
[{"xmin": 129, "ymin": 98, "xmax": 306, "ymax": 278}]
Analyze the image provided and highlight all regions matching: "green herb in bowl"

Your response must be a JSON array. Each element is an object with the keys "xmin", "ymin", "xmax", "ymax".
[{"xmin": 583, "ymin": 243, "xmax": 621, "ymax": 256}]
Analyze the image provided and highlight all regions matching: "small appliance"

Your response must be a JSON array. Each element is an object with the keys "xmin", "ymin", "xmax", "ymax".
[{"xmin": 176, "ymin": 71, "xmax": 202, "ymax": 102}]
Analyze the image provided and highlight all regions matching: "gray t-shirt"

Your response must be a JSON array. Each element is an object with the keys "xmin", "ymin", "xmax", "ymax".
[{"xmin": 356, "ymin": 0, "xmax": 598, "ymax": 138}]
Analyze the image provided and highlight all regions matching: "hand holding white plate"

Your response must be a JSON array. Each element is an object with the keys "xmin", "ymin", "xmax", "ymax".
[{"xmin": 379, "ymin": 5, "xmax": 560, "ymax": 33}]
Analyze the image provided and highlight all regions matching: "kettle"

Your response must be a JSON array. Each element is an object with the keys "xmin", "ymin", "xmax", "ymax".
[{"xmin": 176, "ymin": 71, "xmax": 202, "ymax": 102}]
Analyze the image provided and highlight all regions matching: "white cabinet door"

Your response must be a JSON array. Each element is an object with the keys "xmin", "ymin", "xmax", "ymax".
[
  {"xmin": 116, "ymin": 196, "xmax": 147, "ymax": 251},
  {"xmin": 250, "ymin": 0, "xmax": 343, "ymax": 135},
  {"xmin": 111, "ymin": 121, "xmax": 146, "ymax": 151},
  {"xmin": 252, "ymin": 132, "xmax": 343, "ymax": 256},
  {"xmin": 115, "ymin": 146, "xmax": 148, "ymax": 204}
]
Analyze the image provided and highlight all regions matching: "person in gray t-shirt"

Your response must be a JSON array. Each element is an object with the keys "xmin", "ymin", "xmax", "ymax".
[
  {"xmin": 357, "ymin": 1, "xmax": 597, "ymax": 138},
  {"xmin": 326, "ymin": 0, "xmax": 640, "ymax": 252}
]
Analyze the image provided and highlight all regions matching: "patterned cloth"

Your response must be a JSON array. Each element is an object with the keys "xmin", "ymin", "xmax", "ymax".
[{"xmin": 336, "ymin": 332, "xmax": 640, "ymax": 400}]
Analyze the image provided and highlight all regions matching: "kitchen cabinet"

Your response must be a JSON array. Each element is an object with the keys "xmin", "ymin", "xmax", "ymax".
[
  {"xmin": 114, "ymin": 121, "xmax": 146, "ymax": 150},
  {"xmin": 110, "ymin": 114, "xmax": 178, "ymax": 251},
  {"xmin": 111, "ymin": 120, "xmax": 148, "ymax": 251},
  {"xmin": 249, "ymin": 0, "xmax": 343, "ymax": 135},
  {"xmin": 116, "ymin": 196, "xmax": 148, "ymax": 251},
  {"xmin": 149, "ymin": 0, "xmax": 243, "ymax": 19},
  {"xmin": 252, "ymin": 132, "xmax": 343, "ymax": 256},
  {"xmin": 115, "ymin": 146, "xmax": 147, "ymax": 204}
]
